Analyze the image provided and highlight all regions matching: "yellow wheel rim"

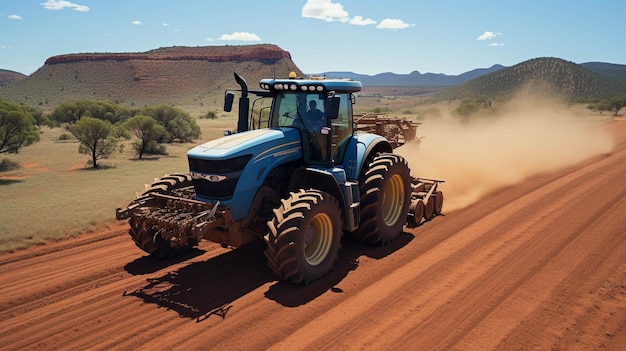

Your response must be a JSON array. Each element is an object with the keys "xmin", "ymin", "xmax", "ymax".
[
  {"xmin": 382, "ymin": 174, "xmax": 405, "ymax": 226},
  {"xmin": 304, "ymin": 213, "xmax": 334, "ymax": 266}
]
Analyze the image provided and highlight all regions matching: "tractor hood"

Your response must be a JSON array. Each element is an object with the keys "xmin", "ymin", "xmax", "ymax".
[
  {"xmin": 187, "ymin": 128, "xmax": 301, "ymax": 160},
  {"xmin": 186, "ymin": 128, "xmax": 303, "ymax": 220}
]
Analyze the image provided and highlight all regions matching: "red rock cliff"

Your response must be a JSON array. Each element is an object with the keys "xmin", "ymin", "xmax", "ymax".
[{"xmin": 45, "ymin": 44, "xmax": 292, "ymax": 65}]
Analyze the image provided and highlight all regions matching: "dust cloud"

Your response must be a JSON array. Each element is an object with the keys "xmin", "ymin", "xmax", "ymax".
[{"xmin": 395, "ymin": 94, "xmax": 615, "ymax": 212}]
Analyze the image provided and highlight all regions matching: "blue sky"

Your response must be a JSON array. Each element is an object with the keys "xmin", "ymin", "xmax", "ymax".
[{"xmin": 1, "ymin": 0, "xmax": 624, "ymax": 76}]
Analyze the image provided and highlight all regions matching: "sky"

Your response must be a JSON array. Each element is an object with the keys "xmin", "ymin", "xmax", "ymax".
[{"xmin": 1, "ymin": 0, "xmax": 624, "ymax": 76}]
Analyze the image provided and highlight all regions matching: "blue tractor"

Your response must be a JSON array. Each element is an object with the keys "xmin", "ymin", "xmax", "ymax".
[{"xmin": 116, "ymin": 72, "xmax": 443, "ymax": 284}]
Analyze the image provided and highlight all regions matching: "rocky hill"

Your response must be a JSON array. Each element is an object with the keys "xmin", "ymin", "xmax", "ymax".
[
  {"xmin": 44, "ymin": 45, "xmax": 292, "ymax": 65},
  {"xmin": 0, "ymin": 45, "xmax": 303, "ymax": 111},
  {"xmin": 432, "ymin": 57, "xmax": 626, "ymax": 102},
  {"xmin": 0, "ymin": 69, "xmax": 26, "ymax": 87}
]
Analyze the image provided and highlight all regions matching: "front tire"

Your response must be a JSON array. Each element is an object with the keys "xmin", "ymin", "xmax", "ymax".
[
  {"xmin": 264, "ymin": 189, "xmax": 342, "ymax": 284},
  {"xmin": 353, "ymin": 153, "xmax": 411, "ymax": 244}
]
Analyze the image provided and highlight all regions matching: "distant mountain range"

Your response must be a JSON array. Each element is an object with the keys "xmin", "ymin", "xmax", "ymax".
[
  {"xmin": 317, "ymin": 61, "xmax": 626, "ymax": 90},
  {"xmin": 318, "ymin": 65, "xmax": 506, "ymax": 87}
]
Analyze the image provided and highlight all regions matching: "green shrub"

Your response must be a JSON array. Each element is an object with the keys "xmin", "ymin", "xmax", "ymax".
[
  {"xmin": 58, "ymin": 133, "xmax": 74, "ymax": 141},
  {"xmin": 201, "ymin": 111, "xmax": 217, "ymax": 119},
  {"xmin": 0, "ymin": 158, "xmax": 20, "ymax": 172}
]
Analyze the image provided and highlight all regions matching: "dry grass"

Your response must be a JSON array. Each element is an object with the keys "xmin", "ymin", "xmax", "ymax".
[{"xmin": 0, "ymin": 115, "xmax": 238, "ymax": 253}]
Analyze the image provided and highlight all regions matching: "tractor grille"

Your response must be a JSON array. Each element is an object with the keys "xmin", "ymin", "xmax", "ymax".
[{"xmin": 188, "ymin": 154, "xmax": 252, "ymax": 200}]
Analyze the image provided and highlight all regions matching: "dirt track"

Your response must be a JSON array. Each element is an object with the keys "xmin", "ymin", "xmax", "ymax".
[{"xmin": 1, "ymin": 120, "xmax": 625, "ymax": 351}]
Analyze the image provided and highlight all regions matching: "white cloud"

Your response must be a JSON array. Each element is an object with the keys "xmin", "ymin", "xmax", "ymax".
[
  {"xmin": 477, "ymin": 31, "xmax": 501, "ymax": 40},
  {"xmin": 302, "ymin": 0, "xmax": 409, "ymax": 29},
  {"xmin": 218, "ymin": 32, "xmax": 261, "ymax": 41},
  {"xmin": 376, "ymin": 18, "xmax": 414, "ymax": 30},
  {"xmin": 488, "ymin": 42, "xmax": 506, "ymax": 47},
  {"xmin": 205, "ymin": 37, "xmax": 214, "ymax": 41},
  {"xmin": 163, "ymin": 23, "xmax": 169, "ymax": 27},
  {"xmin": 349, "ymin": 16, "xmax": 376, "ymax": 26},
  {"xmin": 132, "ymin": 20, "xmax": 142, "ymax": 25},
  {"xmin": 9, "ymin": 14, "xmax": 22, "ymax": 20},
  {"xmin": 302, "ymin": 0, "xmax": 349, "ymax": 22},
  {"xmin": 41, "ymin": 0, "xmax": 89, "ymax": 12}
]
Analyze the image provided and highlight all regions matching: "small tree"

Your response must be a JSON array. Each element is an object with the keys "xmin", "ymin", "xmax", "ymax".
[
  {"xmin": 50, "ymin": 101, "xmax": 87, "ymax": 125},
  {"xmin": 69, "ymin": 117, "xmax": 117, "ymax": 168},
  {"xmin": 124, "ymin": 115, "xmax": 167, "ymax": 159},
  {"xmin": 455, "ymin": 99, "xmax": 481, "ymax": 117},
  {"xmin": 608, "ymin": 95, "xmax": 626, "ymax": 116},
  {"xmin": 140, "ymin": 105, "xmax": 201, "ymax": 143},
  {"xmin": 50, "ymin": 100, "xmax": 133, "ymax": 125},
  {"xmin": 0, "ymin": 100, "xmax": 40, "ymax": 154}
]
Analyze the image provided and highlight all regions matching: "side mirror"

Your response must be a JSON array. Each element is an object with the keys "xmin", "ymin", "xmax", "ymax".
[
  {"xmin": 325, "ymin": 96, "xmax": 340, "ymax": 119},
  {"xmin": 224, "ymin": 92, "xmax": 235, "ymax": 112}
]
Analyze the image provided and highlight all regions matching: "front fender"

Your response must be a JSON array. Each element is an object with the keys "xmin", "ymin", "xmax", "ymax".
[{"xmin": 288, "ymin": 167, "xmax": 355, "ymax": 230}]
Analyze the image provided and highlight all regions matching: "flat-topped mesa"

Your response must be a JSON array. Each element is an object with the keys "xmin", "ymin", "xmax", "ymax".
[{"xmin": 45, "ymin": 45, "xmax": 292, "ymax": 65}]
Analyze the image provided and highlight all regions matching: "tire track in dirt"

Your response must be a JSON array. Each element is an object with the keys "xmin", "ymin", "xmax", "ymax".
[
  {"xmin": 268, "ymin": 145, "xmax": 626, "ymax": 351},
  {"xmin": 493, "ymin": 197, "xmax": 626, "ymax": 350}
]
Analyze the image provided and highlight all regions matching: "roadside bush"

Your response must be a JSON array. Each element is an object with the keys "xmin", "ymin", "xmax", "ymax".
[
  {"xmin": 58, "ymin": 133, "xmax": 74, "ymax": 141},
  {"xmin": 200, "ymin": 111, "xmax": 217, "ymax": 119},
  {"xmin": 455, "ymin": 100, "xmax": 481, "ymax": 116},
  {"xmin": 0, "ymin": 157, "xmax": 20, "ymax": 172},
  {"xmin": 139, "ymin": 140, "xmax": 168, "ymax": 157}
]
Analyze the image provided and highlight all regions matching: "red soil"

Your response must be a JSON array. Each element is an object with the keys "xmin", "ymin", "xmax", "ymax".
[{"xmin": 1, "ymin": 120, "xmax": 625, "ymax": 350}]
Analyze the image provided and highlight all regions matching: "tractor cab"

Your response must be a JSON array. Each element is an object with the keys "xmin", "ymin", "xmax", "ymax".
[{"xmin": 224, "ymin": 72, "xmax": 362, "ymax": 166}]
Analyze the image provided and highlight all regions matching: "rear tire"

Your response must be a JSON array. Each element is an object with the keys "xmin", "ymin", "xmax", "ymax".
[
  {"xmin": 353, "ymin": 153, "xmax": 411, "ymax": 244},
  {"xmin": 264, "ymin": 189, "xmax": 342, "ymax": 284},
  {"xmin": 128, "ymin": 173, "xmax": 197, "ymax": 258}
]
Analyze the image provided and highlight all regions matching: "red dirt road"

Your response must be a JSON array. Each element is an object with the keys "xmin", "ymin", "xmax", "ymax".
[{"xmin": 1, "ymin": 120, "xmax": 625, "ymax": 351}]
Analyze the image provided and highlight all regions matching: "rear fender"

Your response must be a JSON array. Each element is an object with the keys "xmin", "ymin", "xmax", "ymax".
[{"xmin": 341, "ymin": 133, "xmax": 393, "ymax": 179}]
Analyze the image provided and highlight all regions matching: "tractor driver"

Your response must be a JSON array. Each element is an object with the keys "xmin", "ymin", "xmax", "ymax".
[
  {"xmin": 303, "ymin": 100, "xmax": 325, "ymax": 133},
  {"xmin": 301, "ymin": 98, "xmax": 326, "ymax": 161}
]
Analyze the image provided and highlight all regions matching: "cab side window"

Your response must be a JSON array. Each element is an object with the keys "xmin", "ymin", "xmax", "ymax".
[{"xmin": 331, "ymin": 93, "xmax": 352, "ymax": 163}]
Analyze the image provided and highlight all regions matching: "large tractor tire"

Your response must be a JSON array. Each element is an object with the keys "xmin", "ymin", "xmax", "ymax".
[
  {"xmin": 264, "ymin": 189, "xmax": 342, "ymax": 284},
  {"xmin": 128, "ymin": 173, "xmax": 197, "ymax": 258},
  {"xmin": 141, "ymin": 173, "xmax": 192, "ymax": 196},
  {"xmin": 353, "ymin": 153, "xmax": 412, "ymax": 245}
]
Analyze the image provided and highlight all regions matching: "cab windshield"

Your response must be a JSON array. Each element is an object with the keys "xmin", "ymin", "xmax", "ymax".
[
  {"xmin": 271, "ymin": 92, "xmax": 353, "ymax": 165},
  {"xmin": 271, "ymin": 92, "xmax": 326, "ymax": 134}
]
